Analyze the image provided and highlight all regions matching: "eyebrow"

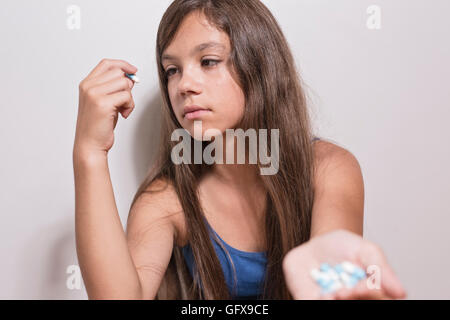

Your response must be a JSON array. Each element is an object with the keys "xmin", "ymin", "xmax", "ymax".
[{"xmin": 162, "ymin": 41, "xmax": 226, "ymax": 62}]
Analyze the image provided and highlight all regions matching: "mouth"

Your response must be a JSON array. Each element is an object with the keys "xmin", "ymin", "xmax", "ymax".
[{"xmin": 183, "ymin": 105, "xmax": 212, "ymax": 120}]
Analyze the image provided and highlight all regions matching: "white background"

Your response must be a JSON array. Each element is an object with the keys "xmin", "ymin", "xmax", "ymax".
[{"xmin": 0, "ymin": 0, "xmax": 448, "ymax": 299}]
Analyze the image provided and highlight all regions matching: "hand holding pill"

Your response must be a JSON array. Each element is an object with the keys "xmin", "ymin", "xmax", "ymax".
[
  {"xmin": 282, "ymin": 229, "xmax": 407, "ymax": 300},
  {"xmin": 74, "ymin": 58, "xmax": 139, "ymax": 156}
]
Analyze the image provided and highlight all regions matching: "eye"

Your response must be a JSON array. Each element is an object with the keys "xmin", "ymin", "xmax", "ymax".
[
  {"xmin": 165, "ymin": 67, "xmax": 177, "ymax": 78},
  {"xmin": 165, "ymin": 59, "xmax": 221, "ymax": 78},
  {"xmin": 202, "ymin": 59, "xmax": 220, "ymax": 67}
]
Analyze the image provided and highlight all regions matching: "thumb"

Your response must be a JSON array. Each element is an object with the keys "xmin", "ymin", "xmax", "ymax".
[
  {"xmin": 358, "ymin": 242, "xmax": 407, "ymax": 299},
  {"xmin": 113, "ymin": 113, "xmax": 118, "ymax": 129}
]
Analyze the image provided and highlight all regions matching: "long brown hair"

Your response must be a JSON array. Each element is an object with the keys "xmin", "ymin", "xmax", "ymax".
[{"xmin": 129, "ymin": 0, "xmax": 318, "ymax": 299}]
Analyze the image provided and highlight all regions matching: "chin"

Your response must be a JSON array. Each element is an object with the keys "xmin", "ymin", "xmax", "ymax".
[
  {"xmin": 203, "ymin": 129, "xmax": 224, "ymax": 141},
  {"xmin": 181, "ymin": 120, "xmax": 224, "ymax": 141}
]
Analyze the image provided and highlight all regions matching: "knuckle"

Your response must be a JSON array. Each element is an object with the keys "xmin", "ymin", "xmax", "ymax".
[
  {"xmin": 115, "ymin": 68, "xmax": 124, "ymax": 76},
  {"xmin": 122, "ymin": 77, "xmax": 130, "ymax": 87},
  {"xmin": 100, "ymin": 58, "xmax": 109, "ymax": 65},
  {"xmin": 96, "ymin": 97, "xmax": 108, "ymax": 108},
  {"xmin": 85, "ymin": 87, "xmax": 97, "ymax": 99},
  {"xmin": 79, "ymin": 79, "xmax": 91, "ymax": 92}
]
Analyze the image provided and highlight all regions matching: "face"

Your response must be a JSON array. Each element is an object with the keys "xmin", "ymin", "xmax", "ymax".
[{"xmin": 161, "ymin": 11, "xmax": 245, "ymax": 140}]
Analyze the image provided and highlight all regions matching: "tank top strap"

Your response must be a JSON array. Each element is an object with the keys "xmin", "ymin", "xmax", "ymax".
[{"xmin": 202, "ymin": 215, "xmax": 266, "ymax": 257}]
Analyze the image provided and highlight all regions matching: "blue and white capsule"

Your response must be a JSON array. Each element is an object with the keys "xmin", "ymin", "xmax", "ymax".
[
  {"xmin": 319, "ymin": 263, "xmax": 331, "ymax": 272},
  {"xmin": 125, "ymin": 73, "xmax": 140, "ymax": 83},
  {"xmin": 321, "ymin": 279, "xmax": 343, "ymax": 294}
]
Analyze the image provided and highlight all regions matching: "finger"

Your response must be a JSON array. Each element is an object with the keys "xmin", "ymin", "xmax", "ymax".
[
  {"xmin": 334, "ymin": 281, "xmax": 385, "ymax": 300},
  {"xmin": 87, "ymin": 58, "xmax": 137, "ymax": 80},
  {"xmin": 106, "ymin": 90, "xmax": 134, "ymax": 118},
  {"xmin": 338, "ymin": 290, "xmax": 387, "ymax": 300},
  {"xmin": 333, "ymin": 284, "xmax": 368, "ymax": 300},
  {"xmin": 334, "ymin": 287, "xmax": 356, "ymax": 300},
  {"xmin": 351, "ymin": 280, "xmax": 387, "ymax": 300},
  {"xmin": 121, "ymin": 102, "xmax": 135, "ymax": 119},
  {"xmin": 113, "ymin": 113, "xmax": 118, "ymax": 129},
  {"xmin": 357, "ymin": 243, "xmax": 407, "ymax": 299},
  {"xmin": 90, "ymin": 68, "xmax": 133, "ymax": 88},
  {"xmin": 319, "ymin": 292, "xmax": 337, "ymax": 300},
  {"xmin": 96, "ymin": 76, "xmax": 134, "ymax": 96}
]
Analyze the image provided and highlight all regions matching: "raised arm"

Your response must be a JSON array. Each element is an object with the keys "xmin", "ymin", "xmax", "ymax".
[{"xmin": 73, "ymin": 59, "xmax": 175, "ymax": 299}]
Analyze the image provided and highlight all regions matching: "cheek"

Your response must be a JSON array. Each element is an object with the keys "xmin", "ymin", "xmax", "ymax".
[
  {"xmin": 213, "ymin": 74, "xmax": 245, "ymax": 121},
  {"xmin": 167, "ymin": 83, "xmax": 176, "ymax": 105},
  {"xmin": 167, "ymin": 84, "xmax": 180, "ymax": 119}
]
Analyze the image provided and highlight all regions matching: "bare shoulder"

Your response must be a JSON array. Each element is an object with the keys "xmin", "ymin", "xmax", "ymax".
[
  {"xmin": 310, "ymin": 139, "xmax": 365, "ymax": 237},
  {"xmin": 311, "ymin": 138, "xmax": 364, "ymax": 202},
  {"xmin": 313, "ymin": 139, "xmax": 362, "ymax": 174},
  {"xmin": 312, "ymin": 139, "xmax": 364, "ymax": 192},
  {"xmin": 126, "ymin": 178, "xmax": 185, "ymax": 247}
]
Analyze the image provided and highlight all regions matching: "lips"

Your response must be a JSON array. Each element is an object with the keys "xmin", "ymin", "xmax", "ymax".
[{"xmin": 183, "ymin": 105, "xmax": 211, "ymax": 117}]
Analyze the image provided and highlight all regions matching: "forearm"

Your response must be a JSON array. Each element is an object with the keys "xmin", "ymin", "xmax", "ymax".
[{"xmin": 73, "ymin": 150, "xmax": 142, "ymax": 299}]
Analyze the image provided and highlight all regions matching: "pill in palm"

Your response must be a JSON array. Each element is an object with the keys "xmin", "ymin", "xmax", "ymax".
[
  {"xmin": 310, "ymin": 261, "xmax": 367, "ymax": 294},
  {"xmin": 353, "ymin": 267, "xmax": 367, "ymax": 280},
  {"xmin": 310, "ymin": 269, "xmax": 322, "ymax": 281},
  {"xmin": 341, "ymin": 261, "xmax": 357, "ymax": 274},
  {"xmin": 339, "ymin": 271, "xmax": 350, "ymax": 287},
  {"xmin": 340, "ymin": 272, "xmax": 358, "ymax": 288},
  {"xmin": 321, "ymin": 279, "xmax": 343, "ymax": 294},
  {"xmin": 320, "ymin": 263, "xmax": 331, "ymax": 272},
  {"xmin": 327, "ymin": 268, "xmax": 340, "ymax": 281},
  {"xmin": 317, "ymin": 278, "xmax": 333, "ymax": 288},
  {"xmin": 333, "ymin": 263, "xmax": 344, "ymax": 274}
]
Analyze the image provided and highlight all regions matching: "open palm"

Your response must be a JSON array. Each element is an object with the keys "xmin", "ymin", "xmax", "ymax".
[{"xmin": 282, "ymin": 229, "xmax": 407, "ymax": 300}]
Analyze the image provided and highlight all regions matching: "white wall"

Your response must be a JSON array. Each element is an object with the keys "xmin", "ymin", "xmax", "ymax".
[{"xmin": 0, "ymin": 0, "xmax": 448, "ymax": 299}]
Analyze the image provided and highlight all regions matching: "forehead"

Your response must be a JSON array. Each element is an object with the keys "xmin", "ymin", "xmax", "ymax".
[{"xmin": 162, "ymin": 11, "xmax": 230, "ymax": 59}]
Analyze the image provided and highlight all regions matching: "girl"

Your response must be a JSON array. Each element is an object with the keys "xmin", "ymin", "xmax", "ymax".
[{"xmin": 73, "ymin": 0, "xmax": 407, "ymax": 300}]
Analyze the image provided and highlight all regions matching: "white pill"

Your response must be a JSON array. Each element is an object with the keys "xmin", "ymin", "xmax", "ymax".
[
  {"xmin": 329, "ymin": 279, "xmax": 343, "ymax": 291},
  {"xmin": 130, "ymin": 74, "xmax": 140, "ymax": 83},
  {"xmin": 339, "ymin": 271, "xmax": 354, "ymax": 288},
  {"xmin": 341, "ymin": 261, "xmax": 357, "ymax": 274},
  {"xmin": 318, "ymin": 272, "xmax": 332, "ymax": 282},
  {"xmin": 327, "ymin": 268, "xmax": 340, "ymax": 281},
  {"xmin": 310, "ymin": 268, "xmax": 322, "ymax": 281}
]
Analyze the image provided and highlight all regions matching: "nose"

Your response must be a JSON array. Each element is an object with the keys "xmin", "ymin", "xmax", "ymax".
[{"xmin": 177, "ymin": 66, "xmax": 202, "ymax": 96}]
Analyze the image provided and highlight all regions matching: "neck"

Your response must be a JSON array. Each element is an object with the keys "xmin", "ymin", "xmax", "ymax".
[
  {"xmin": 200, "ymin": 133, "xmax": 267, "ymax": 224},
  {"xmin": 209, "ymin": 132, "xmax": 261, "ymax": 188}
]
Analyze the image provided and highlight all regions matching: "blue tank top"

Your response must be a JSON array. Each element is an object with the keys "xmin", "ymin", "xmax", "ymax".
[
  {"xmin": 181, "ymin": 216, "xmax": 267, "ymax": 299},
  {"xmin": 181, "ymin": 136, "xmax": 321, "ymax": 299}
]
